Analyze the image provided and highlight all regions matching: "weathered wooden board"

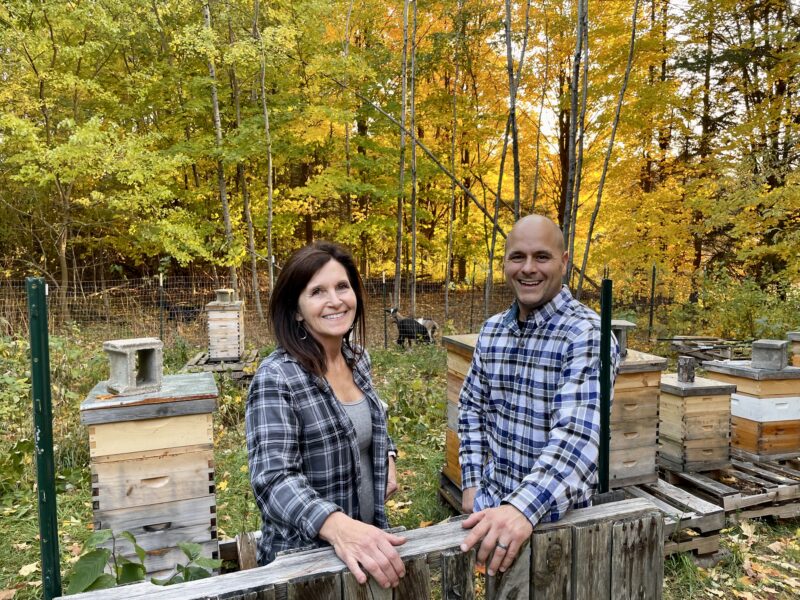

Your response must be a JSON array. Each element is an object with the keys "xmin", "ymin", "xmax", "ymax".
[
  {"xmin": 101, "ymin": 539, "xmax": 218, "ymax": 576},
  {"xmin": 571, "ymin": 520, "xmax": 612, "ymax": 600},
  {"xmin": 660, "ymin": 392, "xmax": 730, "ymax": 417},
  {"xmin": 81, "ymin": 372, "xmax": 218, "ymax": 417},
  {"xmin": 446, "ymin": 398, "xmax": 459, "ymax": 431},
  {"xmin": 618, "ymin": 350, "xmax": 668, "ymax": 374},
  {"xmin": 341, "ymin": 573, "xmax": 391, "ymax": 600},
  {"xmin": 486, "ymin": 542, "xmax": 530, "ymax": 600},
  {"xmin": 286, "ymin": 572, "xmax": 340, "ymax": 600},
  {"xmin": 92, "ymin": 448, "xmax": 214, "ymax": 510},
  {"xmin": 94, "ymin": 494, "xmax": 217, "ymax": 533},
  {"xmin": 441, "ymin": 548, "xmax": 475, "ymax": 600},
  {"xmin": 446, "ymin": 371, "xmax": 465, "ymax": 403},
  {"xmin": 530, "ymin": 525, "xmax": 572, "ymax": 599},
  {"xmin": 659, "ymin": 411, "xmax": 729, "ymax": 442},
  {"xmin": 395, "ymin": 556, "xmax": 430, "ymax": 600},
  {"xmin": 62, "ymin": 500, "xmax": 661, "ymax": 600},
  {"xmin": 82, "ymin": 398, "xmax": 217, "ymax": 426},
  {"xmin": 101, "ymin": 521, "xmax": 216, "ymax": 555},
  {"xmin": 610, "ymin": 513, "xmax": 663, "ymax": 599},
  {"xmin": 442, "ymin": 334, "xmax": 479, "ymax": 360},
  {"xmin": 446, "ymin": 352, "xmax": 472, "ymax": 380},
  {"xmin": 89, "ymin": 413, "xmax": 213, "ymax": 458}
]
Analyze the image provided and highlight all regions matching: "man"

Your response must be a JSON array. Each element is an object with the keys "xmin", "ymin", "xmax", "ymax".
[{"xmin": 458, "ymin": 214, "xmax": 619, "ymax": 576}]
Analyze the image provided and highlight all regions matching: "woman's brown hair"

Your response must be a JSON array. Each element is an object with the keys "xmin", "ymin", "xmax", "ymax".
[{"xmin": 269, "ymin": 241, "xmax": 367, "ymax": 376}]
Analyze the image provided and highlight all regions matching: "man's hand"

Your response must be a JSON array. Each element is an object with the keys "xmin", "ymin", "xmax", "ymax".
[
  {"xmin": 386, "ymin": 455, "xmax": 398, "ymax": 500},
  {"xmin": 319, "ymin": 512, "xmax": 407, "ymax": 588},
  {"xmin": 459, "ymin": 504, "xmax": 533, "ymax": 576},
  {"xmin": 461, "ymin": 486, "xmax": 478, "ymax": 514}
]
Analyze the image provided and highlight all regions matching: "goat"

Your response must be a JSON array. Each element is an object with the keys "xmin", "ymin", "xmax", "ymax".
[
  {"xmin": 415, "ymin": 317, "xmax": 439, "ymax": 343},
  {"xmin": 385, "ymin": 308, "xmax": 432, "ymax": 347}
]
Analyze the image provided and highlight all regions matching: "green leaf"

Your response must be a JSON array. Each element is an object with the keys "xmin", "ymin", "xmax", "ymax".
[
  {"xmin": 177, "ymin": 541, "xmax": 202, "ymax": 562},
  {"xmin": 133, "ymin": 542, "xmax": 147, "ymax": 565},
  {"xmin": 83, "ymin": 529, "xmax": 114, "ymax": 549},
  {"xmin": 151, "ymin": 573, "xmax": 182, "ymax": 586},
  {"xmin": 117, "ymin": 562, "xmax": 146, "ymax": 585},
  {"xmin": 193, "ymin": 557, "xmax": 222, "ymax": 570},
  {"xmin": 85, "ymin": 574, "xmax": 117, "ymax": 591},
  {"xmin": 182, "ymin": 565, "xmax": 214, "ymax": 582},
  {"xmin": 118, "ymin": 531, "xmax": 137, "ymax": 545},
  {"xmin": 66, "ymin": 549, "xmax": 111, "ymax": 594}
]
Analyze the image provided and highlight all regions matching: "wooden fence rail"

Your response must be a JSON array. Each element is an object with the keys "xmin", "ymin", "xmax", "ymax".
[{"xmin": 61, "ymin": 498, "xmax": 663, "ymax": 600}]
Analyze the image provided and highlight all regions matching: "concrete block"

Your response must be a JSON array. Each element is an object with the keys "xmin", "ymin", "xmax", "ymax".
[
  {"xmin": 215, "ymin": 288, "xmax": 235, "ymax": 303},
  {"xmin": 611, "ymin": 319, "xmax": 636, "ymax": 357},
  {"xmin": 787, "ymin": 332, "xmax": 800, "ymax": 342},
  {"xmin": 103, "ymin": 338, "xmax": 163, "ymax": 395},
  {"xmin": 751, "ymin": 339, "xmax": 788, "ymax": 371},
  {"xmin": 677, "ymin": 356, "xmax": 696, "ymax": 383}
]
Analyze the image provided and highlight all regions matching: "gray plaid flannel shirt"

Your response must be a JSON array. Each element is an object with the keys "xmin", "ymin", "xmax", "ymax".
[
  {"xmin": 246, "ymin": 345, "xmax": 394, "ymax": 564},
  {"xmin": 459, "ymin": 286, "xmax": 619, "ymax": 527}
]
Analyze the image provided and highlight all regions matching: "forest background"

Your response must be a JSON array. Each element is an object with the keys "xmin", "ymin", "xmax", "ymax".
[{"xmin": 1, "ymin": 0, "xmax": 799, "ymax": 337}]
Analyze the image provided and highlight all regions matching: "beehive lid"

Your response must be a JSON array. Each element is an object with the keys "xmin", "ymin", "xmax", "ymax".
[
  {"xmin": 618, "ymin": 348, "xmax": 668, "ymax": 373},
  {"xmin": 703, "ymin": 360, "xmax": 800, "ymax": 380},
  {"xmin": 660, "ymin": 373, "xmax": 737, "ymax": 396},
  {"xmin": 80, "ymin": 372, "xmax": 218, "ymax": 425}
]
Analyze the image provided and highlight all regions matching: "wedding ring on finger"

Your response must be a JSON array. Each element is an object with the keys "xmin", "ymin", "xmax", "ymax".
[{"xmin": 496, "ymin": 541, "xmax": 509, "ymax": 551}]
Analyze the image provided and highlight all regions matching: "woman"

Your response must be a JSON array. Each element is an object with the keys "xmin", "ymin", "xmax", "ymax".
[{"xmin": 246, "ymin": 241, "xmax": 406, "ymax": 588}]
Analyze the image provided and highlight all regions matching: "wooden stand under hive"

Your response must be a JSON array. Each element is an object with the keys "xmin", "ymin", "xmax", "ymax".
[
  {"xmin": 658, "ymin": 362, "xmax": 737, "ymax": 472},
  {"xmin": 207, "ymin": 288, "xmax": 244, "ymax": 362},
  {"xmin": 80, "ymin": 338, "xmax": 219, "ymax": 580},
  {"xmin": 704, "ymin": 339, "xmax": 800, "ymax": 463}
]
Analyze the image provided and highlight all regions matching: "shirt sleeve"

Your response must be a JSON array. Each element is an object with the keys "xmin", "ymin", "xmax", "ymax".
[
  {"xmin": 246, "ymin": 363, "xmax": 340, "ymax": 541},
  {"xmin": 503, "ymin": 325, "xmax": 610, "ymax": 526},
  {"xmin": 458, "ymin": 330, "xmax": 489, "ymax": 490}
]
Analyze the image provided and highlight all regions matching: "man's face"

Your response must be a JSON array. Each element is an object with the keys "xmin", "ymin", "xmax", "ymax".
[{"xmin": 503, "ymin": 219, "xmax": 568, "ymax": 320}]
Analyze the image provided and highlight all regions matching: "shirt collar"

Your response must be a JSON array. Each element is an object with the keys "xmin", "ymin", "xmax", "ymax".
[{"xmin": 504, "ymin": 285, "xmax": 572, "ymax": 331}]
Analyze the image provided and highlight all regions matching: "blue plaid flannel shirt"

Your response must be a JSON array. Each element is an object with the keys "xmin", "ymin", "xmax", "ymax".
[
  {"xmin": 459, "ymin": 286, "xmax": 619, "ymax": 527},
  {"xmin": 246, "ymin": 345, "xmax": 394, "ymax": 564}
]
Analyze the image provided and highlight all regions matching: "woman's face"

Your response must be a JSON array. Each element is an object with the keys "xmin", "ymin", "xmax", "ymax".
[{"xmin": 296, "ymin": 259, "xmax": 358, "ymax": 344}]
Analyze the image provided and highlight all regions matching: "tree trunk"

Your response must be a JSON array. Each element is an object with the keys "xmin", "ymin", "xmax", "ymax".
[
  {"xmin": 576, "ymin": 0, "xmax": 640, "ymax": 299},
  {"xmin": 409, "ymin": 0, "xmax": 418, "ymax": 316},
  {"xmin": 394, "ymin": 0, "xmax": 410, "ymax": 308},
  {"xmin": 531, "ymin": 15, "xmax": 550, "ymax": 214},
  {"xmin": 203, "ymin": 2, "xmax": 237, "ymax": 293}
]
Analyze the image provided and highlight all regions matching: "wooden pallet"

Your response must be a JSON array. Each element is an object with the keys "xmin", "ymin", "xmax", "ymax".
[
  {"xmin": 182, "ymin": 348, "xmax": 260, "ymax": 380},
  {"xmin": 663, "ymin": 458, "xmax": 800, "ymax": 521}
]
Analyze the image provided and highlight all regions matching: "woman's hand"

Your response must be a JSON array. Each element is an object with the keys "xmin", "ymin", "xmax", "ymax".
[
  {"xmin": 386, "ymin": 455, "xmax": 398, "ymax": 500},
  {"xmin": 319, "ymin": 512, "xmax": 407, "ymax": 587}
]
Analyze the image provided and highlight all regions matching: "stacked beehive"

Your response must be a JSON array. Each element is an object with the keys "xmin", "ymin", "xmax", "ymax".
[
  {"xmin": 705, "ymin": 340, "xmax": 800, "ymax": 462},
  {"xmin": 609, "ymin": 322, "xmax": 667, "ymax": 488},
  {"xmin": 207, "ymin": 288, "xmax": 244, "ymax": 361},
  {"xmin": 441, "ymin": 327, "xmax": 668, "ymax": 491},
  {"xmin": 442, "ymin": 334, "xmax": 477, "ymax": 489},
  {"xmin": 80, "ymin": 338, "xmax": 219, "ymax": 579},
  {"xmin": 658, "ymin": 357, "xmax": 737, "ymax": 472}
]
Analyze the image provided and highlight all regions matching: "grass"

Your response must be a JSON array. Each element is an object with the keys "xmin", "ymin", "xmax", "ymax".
[{"xmin": 1, "ymin": 335, "xmax": 800, "ymax": 598}]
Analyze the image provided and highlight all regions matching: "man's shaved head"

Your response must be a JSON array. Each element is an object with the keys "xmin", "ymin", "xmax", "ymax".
[{"xmin": 505, "ymin": 214, "xmax": 564, "ymax": 258}]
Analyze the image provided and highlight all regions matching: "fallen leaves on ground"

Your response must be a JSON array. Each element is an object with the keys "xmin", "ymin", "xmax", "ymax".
[{"xmin": 17, "ymin": 563, "xmax": 38, "ymax": 577}]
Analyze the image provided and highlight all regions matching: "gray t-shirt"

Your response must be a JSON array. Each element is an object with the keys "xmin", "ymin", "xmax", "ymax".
[{"xmin": 341, "ymin": 396, "xmax": 374, "ymax": 525}]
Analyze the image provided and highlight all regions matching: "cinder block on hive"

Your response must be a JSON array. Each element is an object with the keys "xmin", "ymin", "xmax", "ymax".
[
  {"xmin": 103, "ymin": 338, "xmax": 163, "ymax": 395},
  {"xmin": 751, "ymin": 339, "xmax": 788, "ymax": 371},
  {"xmin": 611, "ymin": 319, "xmax": 636, "ymax": 357}
]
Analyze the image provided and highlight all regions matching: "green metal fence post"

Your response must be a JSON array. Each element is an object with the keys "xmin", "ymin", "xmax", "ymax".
[
  {"xmin": 26, "ymin": 277, "xmax": 62, "ymax": 600},
  {"xmin": 599, "ymin": 276, "xmax": 613, "ymax": 494}
]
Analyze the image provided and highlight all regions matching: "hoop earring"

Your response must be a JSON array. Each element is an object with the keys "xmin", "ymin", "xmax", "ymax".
[{"xmin": 297, "ymin": 322, "xmax": 308, "ymax": 340}]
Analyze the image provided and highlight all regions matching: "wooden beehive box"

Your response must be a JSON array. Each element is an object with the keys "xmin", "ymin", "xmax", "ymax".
[
  {"xmin": 80, "ymin": 372, "xmax": 219, "ymax": 579},
  {"xmin": 207, "ymin": 289, "xmax": 244, "ymax": 361},
  {"xmin": 441, "ymin": 335, "xmax": 666, "ymax": 491},
  {"xmin": 789, "ymin": 332, "xmax": 800, "ymax": 368},
  {"xmin": 704, "ymin": 359, "xmax": 800, "ymax": 462},
  {"xmin": 611, "ymin": 350, "xmax": 667, "ymax": 488},
  {"xmin": 658, "ymin": 374, "xmax": 736, "ymax": 472}
]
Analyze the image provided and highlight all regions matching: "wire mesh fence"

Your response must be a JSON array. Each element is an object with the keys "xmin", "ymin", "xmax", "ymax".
[{"xmin": 0, "ymin": 276, "xmax": 523, "ymax": 354}]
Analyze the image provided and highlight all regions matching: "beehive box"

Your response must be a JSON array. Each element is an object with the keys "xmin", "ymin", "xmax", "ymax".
[
  {"xmin": 80, "ymin": 372, "xmax": 219, "ymax": 579},
  {"xmin": 207, "ymin": 289, "xmax": 245, "ymax": 361},
  {"xmin": 658, "ymin": 374, "xmax": 736, "ymax": 472},
  {"xmin": 788, "ymin": 332, "xmax": 800, "ymax": 368},
  {"xmin": 441, "ymin": 335, "xmax": 666, "ymax": 491},
  {"xmin": 705, "ymin": 358, "xmax": 800, "ymax": 462},
  {"xmin": 611, "ymin": 350, "xmax": 667, "ymax": 488}
]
